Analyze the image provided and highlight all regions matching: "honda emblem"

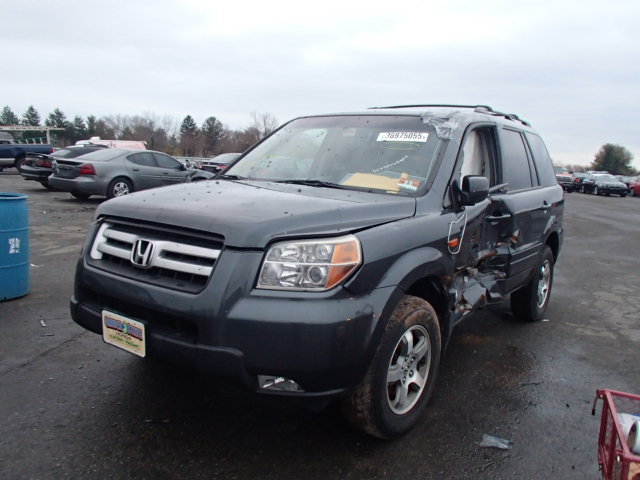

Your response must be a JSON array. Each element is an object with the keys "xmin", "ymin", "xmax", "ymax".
[{"xmin": 131, "ymin": 239, "xmax": 155, "ymax": 268}]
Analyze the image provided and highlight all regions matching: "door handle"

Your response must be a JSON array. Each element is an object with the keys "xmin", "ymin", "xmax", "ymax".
[{"xmin": 132, "ymin": 168, "xmax": 140, "ymax": 171}]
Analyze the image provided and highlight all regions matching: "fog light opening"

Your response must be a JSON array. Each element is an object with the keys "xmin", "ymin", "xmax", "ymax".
[{"xmin": 258, "ymin": 375, "xmax": 304, "ymax": 392}]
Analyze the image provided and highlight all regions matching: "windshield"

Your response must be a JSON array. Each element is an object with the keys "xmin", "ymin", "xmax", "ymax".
[
  {"xmin": 224, "ymin": 115, "xmax": 444, "ymax": 196},
  {"xmin": 594, "ymin": 174, "xmax": 617, "ymax": 182}
]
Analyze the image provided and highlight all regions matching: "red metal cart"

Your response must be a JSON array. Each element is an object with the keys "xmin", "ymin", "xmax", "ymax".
[{"xmin": 593, "ymin": 389, "xmax": 640, "ymax": 480}]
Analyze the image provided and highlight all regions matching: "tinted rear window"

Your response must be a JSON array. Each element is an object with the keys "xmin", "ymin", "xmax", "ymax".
[{"xmin": 74, "ymin": 148, "xmax": 127, "ymax": 162}]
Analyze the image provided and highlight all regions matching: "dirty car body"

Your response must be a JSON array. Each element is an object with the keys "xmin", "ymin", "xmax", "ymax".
[
  {"xmin": 48, "ymin": 148, "xmax": 191, "ymax": 199},
  {"xmin": 70, "ymin": 105, "xmax": 564, "ymax": 438}
]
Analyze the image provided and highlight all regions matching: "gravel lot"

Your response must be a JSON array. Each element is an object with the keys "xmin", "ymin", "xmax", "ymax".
[{"xmin": 1, "ymin": 170, "xmax": 639, "ymax": 479}]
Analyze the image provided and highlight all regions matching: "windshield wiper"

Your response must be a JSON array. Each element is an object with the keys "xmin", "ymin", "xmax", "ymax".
[
  {"xmin": 219, "ymin": 174, "xmax": 246, "ymax": 180},
  {"xmin": 275, "ymin": 179, "xmax": 346, "ymax": 189}
]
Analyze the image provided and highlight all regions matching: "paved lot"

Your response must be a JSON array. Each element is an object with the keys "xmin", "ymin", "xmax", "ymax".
[{"xmin": 1, "ymin": 170, "xmax": 639, "ymax": 479}]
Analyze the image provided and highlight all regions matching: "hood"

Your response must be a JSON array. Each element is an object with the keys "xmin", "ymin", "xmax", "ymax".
[{"xmin": 96, "ymin": 179, "xmax": 416, "ymax": 248}]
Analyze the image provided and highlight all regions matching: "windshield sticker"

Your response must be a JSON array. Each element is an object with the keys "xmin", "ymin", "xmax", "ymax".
[
  {"xmin": 397, "ymin": 174, "xmax": 421, "ymax": 191},
  {"xmin": 377, "ymin": 132, "xmax": 428, "ymax": 142}
]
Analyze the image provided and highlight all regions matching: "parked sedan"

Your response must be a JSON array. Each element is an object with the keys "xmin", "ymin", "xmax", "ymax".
[
  {"xmin": 572, "ymin": 172, "xmax": 590, "ymax": 192},
  {"xmin": 582, "ymin": 173, "xmax": 629, "ymax": 196},
  {"xmin": 19, "ymin": 145, "xmax": 108, "ymax": 189},
  {"xmin": 630, "ymin": 178, "xmax": 640, "ymax": 197},
  {"xmin": 48, "ymin": 149, "xmax": 192, "ymax": 199},
  {"xmin": 199, "ymin": 153, "xmax": 241, "ymax": 174}
]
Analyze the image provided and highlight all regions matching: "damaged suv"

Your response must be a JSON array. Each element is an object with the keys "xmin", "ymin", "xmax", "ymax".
[{"xmin": 71, "ymin": 105, "xmax": 563, "ymax": 438}]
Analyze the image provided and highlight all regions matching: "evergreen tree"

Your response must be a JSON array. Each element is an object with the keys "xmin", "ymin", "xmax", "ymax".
[
  {"xmin": 179, "ymin": 115, "xmax": 199, "ymax": 156},
  {"xmin": 179, "ymin": 115, "xmax": 198, "ymax": 140},
  {"xmin": 72, "ymin": 116, "xmax": 87, "ymax": 142},
  {"xmin": 86, "ymin": 115, "xmax": 98, "ymax": 136},
  {"xmin": 1, "ymin": 106, "xmax": 20, "ymax": 125},
  {"xmin": 590, "ymin": 143, "xmax": 637, "ymax": 175},
  {"xmin": 45, "ymin": 108, "xmax": 70, "ymax": 128},
  {"xmin": 21, "ymin": 105, "xmax": 41, "ymax": 126},
  {"xmin": 21, "ymin": 105, "xmax": 43, "ymax": 142},
  {"xmin": 201, "ymin": 116, "xmax": 225, "ymax": 156}
]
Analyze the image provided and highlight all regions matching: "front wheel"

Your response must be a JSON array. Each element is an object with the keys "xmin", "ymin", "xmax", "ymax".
[
  {"xmin": 341, "ymin": 295, "xmax": 441, "ymax": 439},
  {"xmin": 511, "ymin": 246, "xmax": 555, "ymax": 322},
  {"xmin": 107, "ymin": 177, "xmax": 133, "ymax": 198}
]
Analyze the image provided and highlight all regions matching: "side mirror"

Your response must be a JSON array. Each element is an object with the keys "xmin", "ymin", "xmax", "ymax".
[{"xmin": 460, "ymin": 175, "xmax": 489, "ymax": 205}]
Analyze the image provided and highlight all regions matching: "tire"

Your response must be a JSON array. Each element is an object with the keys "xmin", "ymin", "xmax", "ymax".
[
  {"xmin": 107, "ymin": 177, "xmax": 133, "ymax": 198},
  {"xmin": 341, "ymin": 295, "xmax": 441, "ymax": 439},
  {"xmin": 71, "ymin": 193, "xmax": 91, "ymax": 200},
  {"xmin": 14, "ymin": 157, "xmax": 25, "ymax": 171},
  {"xmin": 511, "ymin": 246, "xmax": 554, "ymax": 322},
  {"xmin": 593, "ymin": 186, "xmax": 599, "ymax": 195},
  {"xmin": 40, "ymin": 181, "xmax": 54, "ymax": 190}
]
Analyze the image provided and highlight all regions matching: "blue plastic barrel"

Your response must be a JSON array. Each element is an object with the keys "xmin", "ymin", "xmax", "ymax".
[{"xmin": 0, "ymin": 193, "xmax": 30, "ymax": 301}]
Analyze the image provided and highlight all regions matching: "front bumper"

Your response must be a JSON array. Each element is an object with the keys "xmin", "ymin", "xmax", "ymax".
[{"xmin": 71, "ymin": 248, "xmax": 398, "ymax": 399}]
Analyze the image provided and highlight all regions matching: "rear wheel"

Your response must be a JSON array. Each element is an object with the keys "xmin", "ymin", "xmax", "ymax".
[
  {"xmin": 40, "ymin": 181, "xmax": 54, "ymax": 190},
  {"xmin": 593, "ymin": 186, "xmax": 599, "ymax": 195},
  {"xmin": 107, "ymin": 177, "xmax": 133, "ymax": 198},
  {"xmin": 341, "ymin": 295, "xmax": 441, "ymax": 439},
  {"xmin": 511, "ymin": 246, "xmax": 554, "ymax": 322},
  {"xmin": 14, "ymin": 157, "xmax": 25, "ymax": 171}
]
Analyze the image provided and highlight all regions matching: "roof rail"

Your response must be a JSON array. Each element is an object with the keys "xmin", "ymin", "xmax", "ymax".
[{"xmin": 368, "ymin": 104, "xmax": 530, "ymax": 127}]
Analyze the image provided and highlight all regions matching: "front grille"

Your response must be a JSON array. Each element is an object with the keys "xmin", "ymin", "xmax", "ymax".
[{"xmin": 87, "ymin": 218, "xmax": 223, "ymax": 293}]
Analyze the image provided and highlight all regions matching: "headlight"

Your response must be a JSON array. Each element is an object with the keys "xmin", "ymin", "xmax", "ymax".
[{"xmin": 257, "ymin": 235, "xmax": 362, "ymax": 291}]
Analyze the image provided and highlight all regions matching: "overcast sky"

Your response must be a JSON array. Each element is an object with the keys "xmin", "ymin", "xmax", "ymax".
[{"xmin": 3, "ymin": 0, "xmax": 639, "ymax": 168}]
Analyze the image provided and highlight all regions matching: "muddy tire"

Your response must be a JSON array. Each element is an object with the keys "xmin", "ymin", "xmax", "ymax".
[
  {"xmin": 511, "ymin": 246, "xmax": 554, "ymax": 322},
  {"xmin": 341, "ymin": 295, "xmax": 441, "ymax": 439}
]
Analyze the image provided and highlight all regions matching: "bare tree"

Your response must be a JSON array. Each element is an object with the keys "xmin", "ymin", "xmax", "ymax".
[{"xmin": 250, "ymin": 111, "xmax": 279, "ymax": 140}]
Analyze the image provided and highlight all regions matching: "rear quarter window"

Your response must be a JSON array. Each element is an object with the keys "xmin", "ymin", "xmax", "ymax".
[{"xmin": 526, "ymin": 133, "xmax": 557, "ymax": 187}]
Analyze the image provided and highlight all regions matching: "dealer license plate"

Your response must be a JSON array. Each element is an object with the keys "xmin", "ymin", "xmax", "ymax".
[{"xmin": 102, "ymin": 310, "xmax": 146, "ymax": 357}]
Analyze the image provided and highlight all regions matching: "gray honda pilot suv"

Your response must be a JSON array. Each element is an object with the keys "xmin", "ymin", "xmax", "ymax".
[{"xmin": 71, "ymin": 105, "xmax": 564, "ymax": 438}]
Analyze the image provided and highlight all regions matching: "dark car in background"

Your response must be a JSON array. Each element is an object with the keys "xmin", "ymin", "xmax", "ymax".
[
  {"xmin": 198, "ymin": 152, "xmax": 241, "ymax": 174},
  {"xmin": 572, "ymin": 172, "xmax": 590, "ymax": 192},
  {"xmin": 582, "ymin": 173, "xmax": 628, "ymax": 196},
  {"xmin": 553, "ymin": 165, "xmax": 574, "ymax": 192},
  {"xmin": 19, "ymin": 144, "xmax": 108, "ymax": 189},
  {"xmin": 48, "ymin": 148, "xmax": 193, "ymax": 199}
]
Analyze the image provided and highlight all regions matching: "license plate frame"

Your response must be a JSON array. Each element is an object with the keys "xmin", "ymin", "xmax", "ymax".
[{"xmin": 102, "ymin": 310, "xmax": 146, "ymax": 357}]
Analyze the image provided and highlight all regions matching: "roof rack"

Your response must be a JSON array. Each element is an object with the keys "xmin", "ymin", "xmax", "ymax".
[{"xmin": 367, "ymin": 104, "xmax": 530, "ymax": 127}]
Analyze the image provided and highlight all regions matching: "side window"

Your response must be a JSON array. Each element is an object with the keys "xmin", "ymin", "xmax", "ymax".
[
  {"xmin": 154, "ymin": 153, "xmax": 181, "ymax": 169},
  {"xmin": 129, "ymin": 152, "xmax": 157, "ymax": 167},
  {"xmin": 525, "ymin": 132, "xmax": 556, "ymax": 187},
  {"xmin": 500, "ymin": 129, "xmax": 533, "ymax": 191},
  {"xmin": 458, "ymin": 127, "xmax": 496, "ymax": 185}
]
